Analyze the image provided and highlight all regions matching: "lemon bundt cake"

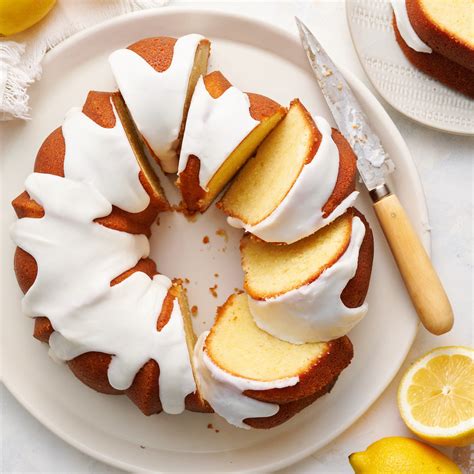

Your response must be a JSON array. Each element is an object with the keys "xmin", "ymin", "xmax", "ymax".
[
  {"xmin": 177, "ymin": 71, "xmax": 286, "ymax": 214},
  {"xmin": 391, "ymin": 0, "xmax": 474, "ymax": 97},
  {"xmin": 109, "ymin": 35, "xmax": 211, "ymax": 173},
  {"xmin": 11, "ymin": 91, "xmax": 208, "ymax": 415},
  {"xmin": 217, "ymin": 99, "xmax": 359, "ymax": 244},
  {"xmin": 241, "ymin": 209, "xmax": 374, "ymax": 343},
  {"xmin": 193, "ymin": 293, "xmax": 353, "ymax": 429},
  {"xmin": 11, "ymin": 33, "xmax": 376, "ymax": 431}
]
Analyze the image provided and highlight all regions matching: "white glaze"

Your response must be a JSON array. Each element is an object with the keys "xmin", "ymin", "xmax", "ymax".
[
  {"xmin": 11, "ymin": 173, "xmax": 196, "ymax": 414},
  {"xmin": 62, "ymin": 101, "xmax": 150, "ymax": 213},
  {"xmin": 10, "ymin": 98, "xmax": 198, "ymax": 412},
  {"xmin": 193, "ymin": 332, "xmax": 299, "ymax": 429},
  {"xmin": 178, "ymin": 76, "xmax": 259, "ymax": 189},
  {"xmin": 391, "ymin": 0, "xmax": 432, "ymax": 53},
  {"xmin": 109, "ymin": 34, "xmax": 205, "ymax": 173},
  {"xmin": 227, "ymin": 116, "xmax": 358, "ymax": 244},
  {"xmin": 248, "ymin": 217, "xmax": 367, "ymax": 344}
]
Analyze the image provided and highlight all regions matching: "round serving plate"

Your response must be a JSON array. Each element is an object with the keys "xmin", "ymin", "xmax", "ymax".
[
  {"xmin": 346, "ymin": 0, "xmax": 474, "ymax": 136},
  {"xmin": 1, "ymin": 8, "xmax": 425, "ymax": 473}
]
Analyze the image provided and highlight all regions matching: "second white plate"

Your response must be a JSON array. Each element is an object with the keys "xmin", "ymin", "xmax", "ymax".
[
  {"xmin": 346, "ymin": 0, "xmax": 474, "ymax": 135},
  {"xmin": 2, "ymin": 7, "xmax": 425, "ymax": 473}
]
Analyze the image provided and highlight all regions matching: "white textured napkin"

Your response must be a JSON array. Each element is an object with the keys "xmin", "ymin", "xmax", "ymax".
[{"xmin": 0, "ymin": 0, "xmax": 168, "ymax": 121}]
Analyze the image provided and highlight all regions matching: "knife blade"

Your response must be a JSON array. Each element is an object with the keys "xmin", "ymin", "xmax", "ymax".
[
  {"xmin": 295, "ymin": 16, "xmax": 453, "ymax": 335},
  {"xmin": 295, "ymin": 16, "xmax": 394, "ymax": 194}
]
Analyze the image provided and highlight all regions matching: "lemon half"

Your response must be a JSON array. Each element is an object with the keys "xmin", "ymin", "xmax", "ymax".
[{"xmin": 398, "ymin": 346, "xmax": 474, "ymax": 446}]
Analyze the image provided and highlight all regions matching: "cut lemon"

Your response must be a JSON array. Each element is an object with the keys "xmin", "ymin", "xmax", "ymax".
[{"xmin": 398, "ymin": 346, "xmax": 474, "ymax": 447}]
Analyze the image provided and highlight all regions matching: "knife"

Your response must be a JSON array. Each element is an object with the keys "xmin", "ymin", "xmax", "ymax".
[{"xmin": 295, "ymin": 17, "xmax": 453, "ymax": 335}]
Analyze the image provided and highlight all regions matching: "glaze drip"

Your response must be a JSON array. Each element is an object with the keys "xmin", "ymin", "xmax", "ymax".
[
  {"xmin": 391, "ymin": 0, "xmax": 432, "ymax": 53},
  {"xmin": 109, "ymin": 34, "xmax": 205, "ymax": 173},
  {"xmin": 62, "ymin": 102, "xmax": 150, "ymax": 213},
  {"xmin": 178, "ymin": 76, "xmax": 259, "ymax": 189}
]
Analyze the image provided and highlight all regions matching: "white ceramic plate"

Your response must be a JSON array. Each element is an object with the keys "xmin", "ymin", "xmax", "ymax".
[
  {"xmin": 346, "ymin": 0, "xmax": 474, "ymax": 135},
  {"xmin": 1, "ymin": 8, "xmax": 426, "ymax": 473}
]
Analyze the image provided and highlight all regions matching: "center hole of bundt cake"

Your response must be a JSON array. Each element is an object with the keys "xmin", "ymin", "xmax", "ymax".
[{"xmin": 149, "ymin": 175, "xmax": 244, "ymax": 332}]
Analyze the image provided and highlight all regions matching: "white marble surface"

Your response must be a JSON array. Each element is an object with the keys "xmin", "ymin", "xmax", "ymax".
[{"xmin": 1, "ymin": 1, "xmax": 473, "ymax": 473}]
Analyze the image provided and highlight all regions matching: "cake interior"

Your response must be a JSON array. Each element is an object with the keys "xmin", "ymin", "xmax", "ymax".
[
  {"xmin": 218, "ymin": 100, "xmax": 316, "ymax": 225},
  {"xmin": 172, "ymin": 282, "xmax": 207, "ymax": 403},
  {"xmin": 417, "ymin": 0, "xmax": 474, "ymax": 47},
  {"xmin": 112, "ymin": 93, "xmax": 169, "ymax": 209},
  {"xmin": 177, "ymin": 41, "xmax": 211, "ymax": 151},
  {"xmin": 241, "ymin": 213, "xmax": 352, "ymax": 298},
  {"xmin": 206, "ymin": 293, "xmax": 329, "ymax": 381},
  {"xmin": 201, "ymin": 110, "xmax": 284, "ymax": 211}
]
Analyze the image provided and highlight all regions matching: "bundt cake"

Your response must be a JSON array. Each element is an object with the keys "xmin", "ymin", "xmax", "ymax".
[
  {"xmin": 109, "ymin": 35, "xmax": 211, "ymax": 173},
  {"xmin": 391, "ymin": 0, "xmax": 474, "ymax": 98},
  {"xmin": 217, "ymin": 99, "xmax": 358, "ymax": 244},
  {"xmin": 11, "ymin": 33, "xmax": 376, "ymax": 431},
  {"xmin": 193, "ymin": 293, "xmax": 354, "ymax": 429},
  {"xmin": 10, "ymin": 91, "xmax": 207, "ymax": 415},
  {"xmin": 241, "ymin": 209, "xmax": 374, "ymax": 343},
  {"xmin": 177, "ymin": 71, "xmax": 286, "ymax": 214}
]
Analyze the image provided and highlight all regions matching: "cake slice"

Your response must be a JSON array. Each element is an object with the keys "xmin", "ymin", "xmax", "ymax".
[
  {"xmin": 109, "ymin": 35, "xmax": 211, "ymax": 173},
  {"xmin": 405, "ymin": 0, "xmax": 474, "ymax": 71},
  {"xmin": 217, "ymin": 99, "xmax": 358, "ymax": 244},
  {"xmin": 391, "ymin": 4, "xmax": 474, "ymax": 97},
  {"xmin": 193, "ymin": 293, "xmax": 353, "ymax": 428},
  {"xmin": 177, "ymin": 71, "xmax": 286, "ymax": 214},
  {"xmin": 241, "ymin": 209, "xmax": 374, "ymax": 343}
]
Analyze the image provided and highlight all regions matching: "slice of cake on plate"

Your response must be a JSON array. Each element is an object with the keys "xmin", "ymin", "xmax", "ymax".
[
  {"xmin": 177, "ymin": 71, "xmax": 286, "ymax": 214},
  {"xmin": 218, "ymin": 99, "xmax": 358, "ymax": 244},
  {"xmin": 109, "ymin": 35, "xmax": 211, "ymax": 173},
  {"xmin": 241, "ymin": 209, "xmax": 374, "ymax": 343},
  {"xmin": 193, "ymin": 293, "xmax": 353, "ymax": 429}
]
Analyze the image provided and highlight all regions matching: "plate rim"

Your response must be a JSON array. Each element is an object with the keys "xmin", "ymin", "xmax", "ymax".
[
  {"xmin": 2, "ymin": 6, "xmax": 428, "ymax": 473},
  {"xmin": 345, "ymin": 0, "xmax": 474, "ymax": 137}
]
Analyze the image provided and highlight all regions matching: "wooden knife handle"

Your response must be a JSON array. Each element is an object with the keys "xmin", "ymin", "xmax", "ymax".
[{"xmin": 373, "ymin": 193, "xmax": 453, "ymax": 335}]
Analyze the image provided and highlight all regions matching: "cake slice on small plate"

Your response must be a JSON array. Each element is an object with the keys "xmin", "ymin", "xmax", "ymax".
[
  {"xmin": 405, "ymin": 0, "xmax": 474, "ymax": 70},
  {"xmin": 391, "ymin": 0, "xmax": 474, "ymax": 97}
]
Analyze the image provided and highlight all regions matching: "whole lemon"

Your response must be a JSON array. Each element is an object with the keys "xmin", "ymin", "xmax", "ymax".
[
  {"xmin": 0, "ymin": 0, "xmax": 56, "ymax": 36},
  {"xmin": 349, "ymin": 437, "xmax": 461, "ymax": 473}
]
